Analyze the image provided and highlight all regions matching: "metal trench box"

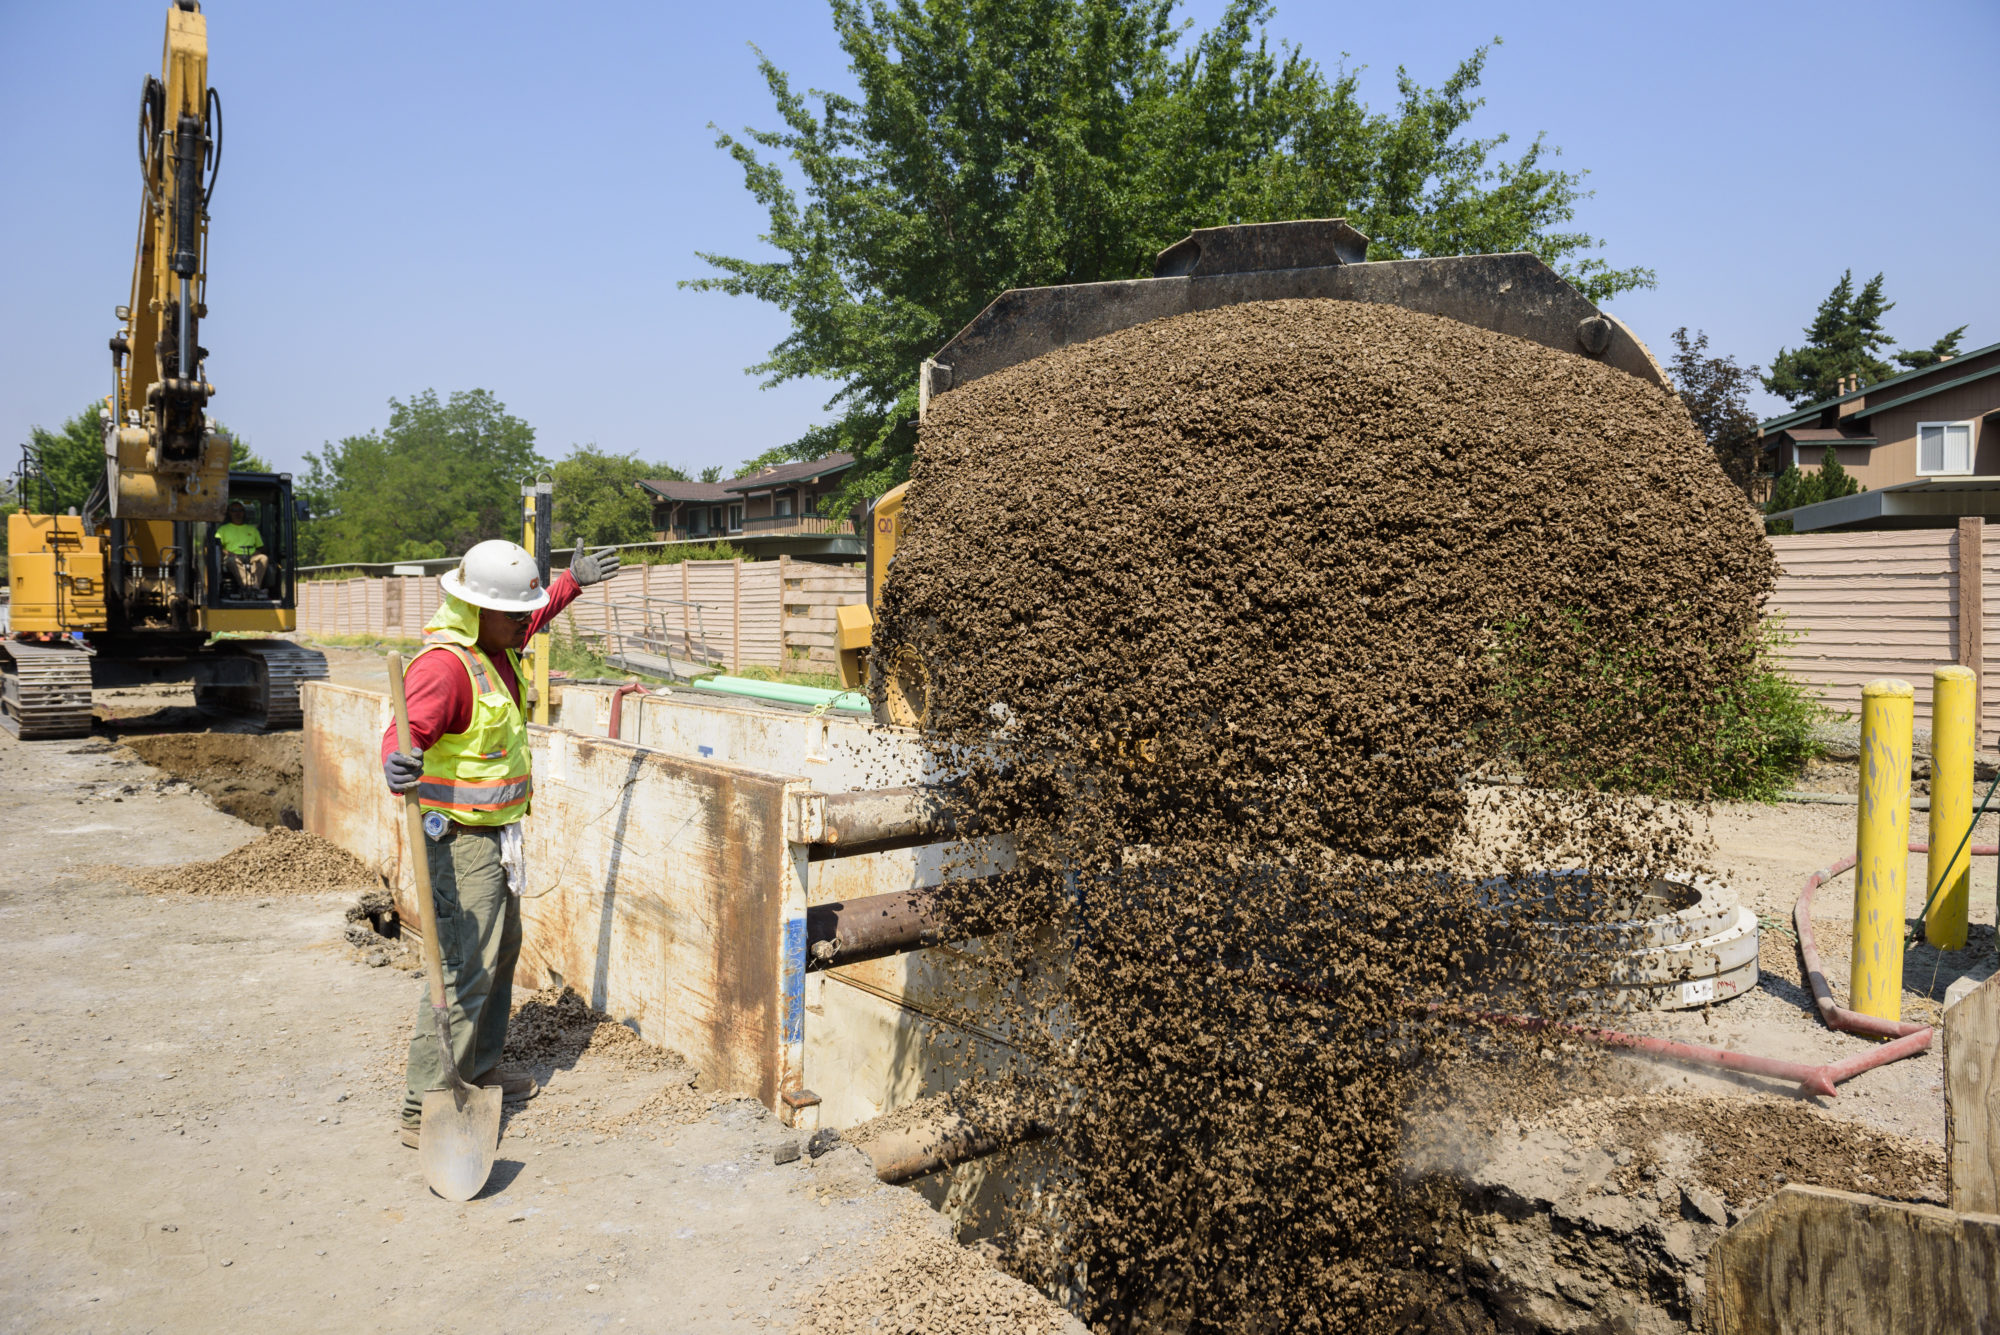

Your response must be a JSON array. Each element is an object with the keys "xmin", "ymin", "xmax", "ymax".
[{"xmin": 301, "ymin": 680, "xmax": 1015, "ymax": 1131}]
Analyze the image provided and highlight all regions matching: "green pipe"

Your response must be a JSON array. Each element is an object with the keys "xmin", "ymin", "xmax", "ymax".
[{"xmin": 687, "ymin": 674, "xmax": 872, "ymax": 714}]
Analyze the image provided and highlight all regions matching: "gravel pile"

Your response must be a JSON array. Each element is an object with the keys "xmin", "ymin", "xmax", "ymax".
[
  {"xmin": 137, "ymin": 829, "xmax": 374, "ymax": 898},
  {"xmin": 874, "ymin": 298, "xmax": 1773, "ymax": 1330}
]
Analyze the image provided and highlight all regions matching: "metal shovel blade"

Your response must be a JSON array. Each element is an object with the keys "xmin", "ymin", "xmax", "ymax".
[{"xmin": 419, "ymin": 1085, "xmax": 503, "ymax": 1201}]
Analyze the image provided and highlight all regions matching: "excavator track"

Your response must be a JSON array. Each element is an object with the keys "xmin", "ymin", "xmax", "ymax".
[
  {"xmin": 194, "ymin": 640, "xmax": 329, "ymax": 730},
  {"xmin": 0, "ymin": 641, "xmax": 96, "ymax": 740}
]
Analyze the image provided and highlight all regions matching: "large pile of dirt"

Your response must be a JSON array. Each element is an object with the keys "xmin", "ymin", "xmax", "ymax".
[
  {"xmin": 137, "ymin": 829, "xmax": 374, "ymax": 897},
  {"xmin": 122, "ymin": 732, "xmax": 303, "ymax": 829},
  {"xmin": 875, "ymin": 299, "xmax": 1773, "ymax": 1330}
]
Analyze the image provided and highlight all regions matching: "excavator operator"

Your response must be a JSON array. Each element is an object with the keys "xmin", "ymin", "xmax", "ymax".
[
  {"xmin": 377, "ymin": 537, "xmax": 620, "ymax": 1148},
  {"xmin": 215, "ymin": 501, "xmax": 275, "ymax": 595}
]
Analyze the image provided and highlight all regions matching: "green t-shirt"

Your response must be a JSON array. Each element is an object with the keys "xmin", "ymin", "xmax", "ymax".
[{"xmin": 216, "ymin": 522, "xmax": 263, "ymax": 556}]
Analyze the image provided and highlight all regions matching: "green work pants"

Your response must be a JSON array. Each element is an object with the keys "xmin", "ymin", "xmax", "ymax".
[{"xmin": 401, "ymin": 823, "xmax": 520, "ymax": 1128}]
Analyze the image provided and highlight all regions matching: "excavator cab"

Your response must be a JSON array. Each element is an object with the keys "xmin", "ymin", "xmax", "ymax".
[{"xmin": 197, "ymin": 472, "xmax": 299, "ymax": 608}]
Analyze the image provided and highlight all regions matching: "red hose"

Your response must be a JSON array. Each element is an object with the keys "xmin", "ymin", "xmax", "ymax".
[
  {"xmin": 1476, "ymin": 841, "xmax": 1978, "ymax": 1099},
  {"xmin": 607, "ymin": 682, "xmax": 648, "ymax": 739},
  {"xmin": 1791, "ymin": 840, "xmax": 1984, "ymax": 1045}
]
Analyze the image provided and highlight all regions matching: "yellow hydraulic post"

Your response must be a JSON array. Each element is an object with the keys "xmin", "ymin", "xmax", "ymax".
[
  {"xmin": 1852, "ymin": 678, "xmax": 1914, "ymax": 1023},
  {"xmin": 521, "ymin": 477, "xmax": 553, "ymax": 725},
  {"xmin": 1925, "ymin": 665, "xmax": 1976, "ymax": 949}
]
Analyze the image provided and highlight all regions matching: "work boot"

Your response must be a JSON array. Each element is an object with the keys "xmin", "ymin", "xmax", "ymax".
[
  {"xmin": 475, "ymin": 1062, "xmax": 537, "ymax": 1101},
  {"xmin": 399, "ymin": 1123, "xmax": 420, "ymax": 1149}
]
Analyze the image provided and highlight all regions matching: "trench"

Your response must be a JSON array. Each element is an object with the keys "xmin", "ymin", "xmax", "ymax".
[{"xmin": 121, "ymin": 730, "xmax": 304, "ymax": 830}]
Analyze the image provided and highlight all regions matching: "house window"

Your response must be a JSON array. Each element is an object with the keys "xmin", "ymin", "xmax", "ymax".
[
  {"xmin": 728, "ymin": 505, "xmax": 743, "ymax": 532},
  {"xmin": 1918, "ymin": 421, "xmax": 1974, "ymax": 476},
  {"xmin": 688, "ymin": 506, "xmax": 707, "ymax": 537},
  {"xmin": 775, "ymin": 493, "xmax": 795, "ymax": 518},
  {"xmin": 711, "ymin": 506, "xmax": 725, "ymax": 532}
]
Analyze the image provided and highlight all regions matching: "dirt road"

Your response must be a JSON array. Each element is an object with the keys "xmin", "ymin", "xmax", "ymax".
[{"xmin": 0, "ymin": 719, "xmax": 1077, "ymax": 1334}]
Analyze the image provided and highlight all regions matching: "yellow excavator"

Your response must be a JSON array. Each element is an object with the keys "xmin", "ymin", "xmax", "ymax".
[{"xmin": 3, "ymin": 1, "xmax": 325, "ymax": 739}]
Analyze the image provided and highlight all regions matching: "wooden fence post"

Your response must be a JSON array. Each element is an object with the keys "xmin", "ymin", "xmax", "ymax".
[
  {"xmin": 779, "ymin": 554, "xmax": 793, "ymax": 665},
  {"xmin": 1948, "ymin": 974, "xmax": 2000, "ymax": 1213},
  {"xmin": 732, "ymin": 558, "xmax": 743, "ymax": 672},
  {"xmin": 1959, "ymin": 516, "xmax": 1984, "ymax": 732}
]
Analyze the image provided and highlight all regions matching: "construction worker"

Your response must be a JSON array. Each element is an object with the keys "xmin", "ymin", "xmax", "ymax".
[
  {"xmin": 214, "ymin": 500, "xmax": 274, "ymax": 594},
  {"xmin": 378, "ymin": 537, "xmax": 620, "ymax": 1148}
]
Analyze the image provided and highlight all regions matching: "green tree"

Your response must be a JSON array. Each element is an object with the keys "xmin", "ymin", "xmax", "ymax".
[
  {"xmin": 1765, "ymin": 445, "xmax": 1862, "ymax": 527},
  {"xmin": 699, "ymin": 465, "xmax": 726, "ymax": 484},
  {"xmin": 551, "ymin": 446, "xmax": 686, "ymax": 547},
  {"xmin": 1765, "ymin": 271, "xmax": 1896, "ymax": 406},
  {"xmin": 1767, "ymin": 271, "xmax": 1970, "ymax": 405},
  {"xmin": 1668, "ymin": 328, "xmax": 1761, "ymax": 496},
  {"xmin": 688, "ymin": 1, "xmax": 1654, "ymax": 511},
  {"xmin": 1895, "ymin": 325, "xmax": 1968, "ymax": 372},
  {"xmin": 18, "ymin": 403, "xmax": 269, "ymax": 513},
  {"xmin": 299, "ymin": 389, "xmax": 546, "ymax": 565}
]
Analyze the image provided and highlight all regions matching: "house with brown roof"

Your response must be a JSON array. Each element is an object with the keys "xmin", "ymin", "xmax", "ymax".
[
  {"xmin": 637, "ymin": 452, "xmax": 862, "ymax": 561},
  {"xmin": 1763, "ymin": 338, "xmax": 2000, "ymax": 531}
]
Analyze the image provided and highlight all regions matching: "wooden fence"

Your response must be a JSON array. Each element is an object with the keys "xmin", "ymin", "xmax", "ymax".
[
  {"xmin": 300, "ymin": 526, "xmax": 2000, "ymax": 742},
  {"xmin": 1768, "ymin": 518, "xmax": 1992, "ymax": 745},
  {"xmin": 298, "ymin": 556, "xmax": 864, "ymax": 675}
]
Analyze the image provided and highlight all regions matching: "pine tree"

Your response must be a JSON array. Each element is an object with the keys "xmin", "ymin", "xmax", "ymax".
[
  {"xmin": 1815, "ymin": 444, "xmax": 1862, "ymax": 500},
  {"xmin": 1766, "ymin": 271, "xmax": 1970, "ymax": 406},
  {"xmin": 1895, "ymin": 325, "xmax": 1968, "ymax": 371},
  {"xmin": 1765, "ymin": 271, "xmax": 1897, "ymax": 406}
]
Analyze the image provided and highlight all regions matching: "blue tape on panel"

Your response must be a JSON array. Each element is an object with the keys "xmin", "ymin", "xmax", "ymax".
[{"xmin": 781, "ymin": 916, "xmax": 807, "ymax": 1046}]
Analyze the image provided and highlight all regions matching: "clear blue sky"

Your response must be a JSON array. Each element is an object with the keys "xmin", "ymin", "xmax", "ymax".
[{"xmin": 4, "ymin": 0, "xmax": 1995, "ymax": 482}]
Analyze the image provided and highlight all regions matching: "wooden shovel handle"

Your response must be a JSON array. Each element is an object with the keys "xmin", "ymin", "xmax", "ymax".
[{"xmin": 387, "ymin": 654, "xmax": 450, "ymax": 1012}]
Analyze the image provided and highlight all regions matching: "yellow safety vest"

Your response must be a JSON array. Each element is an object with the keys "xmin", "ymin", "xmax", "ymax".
[{"xmin": 413, "ymin": 641, "xmax": 532, "ymax": 826}]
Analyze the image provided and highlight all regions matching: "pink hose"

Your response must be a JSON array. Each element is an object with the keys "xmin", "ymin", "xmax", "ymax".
[
  {"xmin": 606, "ymin": 682, "xmax": 649, "ymax": 739},
  {"xmin": 1479, "ymin": 841, "xmax": 1977, "ymax": 1098}
]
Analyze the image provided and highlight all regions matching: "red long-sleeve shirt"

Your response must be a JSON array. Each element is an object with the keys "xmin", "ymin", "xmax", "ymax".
[{"xmin": 379, "ymin": 571, "xmax": 581, "ymax": 764}]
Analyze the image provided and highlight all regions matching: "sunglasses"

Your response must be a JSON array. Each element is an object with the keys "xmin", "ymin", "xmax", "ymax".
[{"xmin": 500, "ymin": 610, "xmax": 533, "ymax": 624}]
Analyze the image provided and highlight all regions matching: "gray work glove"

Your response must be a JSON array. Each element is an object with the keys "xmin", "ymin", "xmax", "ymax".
[
  {"xmin": 569, "ymin": 545, "xmax": 621, "ymax": 587},
  {"xmin": 384, "ymin": 749, "xmax": 423, "ymax": 795}
]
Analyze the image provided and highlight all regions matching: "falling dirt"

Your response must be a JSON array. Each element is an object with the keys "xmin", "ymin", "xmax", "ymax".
[
  {"xmin": 122, "ymin": 731, "xmax": 303, "ymax": 829},
  {"xmin": 135, "ymin": 828, "xmax": 375, "ymax": 898},
  {"xmin": 874, "ymin": 298, "xmax": 1775, "ymax": 1331}
]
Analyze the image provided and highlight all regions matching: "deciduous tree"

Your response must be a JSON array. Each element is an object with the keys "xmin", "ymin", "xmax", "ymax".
[
  {"xmin": 551, "ymin": 446, "xmax": 687, "ymax": 548},
  {"xmin": 1668, "ymin": 328, "xmax": 1761, "ymax": 497},
  {"xmin": 299, "ymin": 389, "xmax": 545, "ymax": 565},
  {"xmin": 689, "ymin": 0, "xmax": 1654, "ymax": 512}
]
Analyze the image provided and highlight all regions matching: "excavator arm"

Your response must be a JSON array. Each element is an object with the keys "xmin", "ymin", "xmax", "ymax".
[{"xmin": 106, "ymin": 0, "xmax": 228, "ymax": 521}]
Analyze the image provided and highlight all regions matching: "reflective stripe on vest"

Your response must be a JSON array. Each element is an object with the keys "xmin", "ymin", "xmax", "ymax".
[{"xmin": 412, "ymin": 641, "xmax": 531, "ymax": 826}]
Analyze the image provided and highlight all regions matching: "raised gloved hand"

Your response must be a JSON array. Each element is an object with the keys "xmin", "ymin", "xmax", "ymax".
[
  {"xmin": 384, "ymin": 749, "xmax": 423, "ymax": 795},
  {"xmin": 570, "ymin": 545, "xmax": 621, "ymax": 587}
]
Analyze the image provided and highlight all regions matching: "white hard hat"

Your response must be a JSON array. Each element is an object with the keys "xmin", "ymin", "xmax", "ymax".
[{"xmin": 440, "ymin": 539, "xmax": 551, "ymax": 613}]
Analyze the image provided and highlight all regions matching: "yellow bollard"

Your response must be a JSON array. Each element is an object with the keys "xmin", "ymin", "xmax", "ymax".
[
  {"xmin": 1852, "ymin": 679, "xmax": 1914, "ymax": 1023},
  {"xmin": 1925, "ymin": 665, "xmax": 1976, "ymax": 950}
]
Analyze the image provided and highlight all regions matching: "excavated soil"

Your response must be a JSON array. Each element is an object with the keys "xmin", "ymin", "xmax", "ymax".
[
  {"xmin": 875, "ymin": 299, "xmax": 1774, "ymax": 1331},
  {"xmin": 1538, "ymin": 1093, "xmax": 1945, "ymax": 1210},
  {"xmin": 135, "ymin": 828, "xmax": 375, "ymax": 898},
  {"xmin": 121, "ymin": 731, "xmax": 303, "ymax": 829}
]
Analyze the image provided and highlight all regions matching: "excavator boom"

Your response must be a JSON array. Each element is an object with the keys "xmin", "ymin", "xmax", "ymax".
[
  {"xmin": 109, "ymin": 0, "xmax": 229, "ymax": 521},
  {"xmin": 1, "ymin": 2, "xmax": 325, "ymax": 740}
]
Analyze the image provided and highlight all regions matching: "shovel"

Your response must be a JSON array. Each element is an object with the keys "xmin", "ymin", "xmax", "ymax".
[{"xmin": 387, "ymin": 653, "xmax": 502, "ymax": 1201}]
